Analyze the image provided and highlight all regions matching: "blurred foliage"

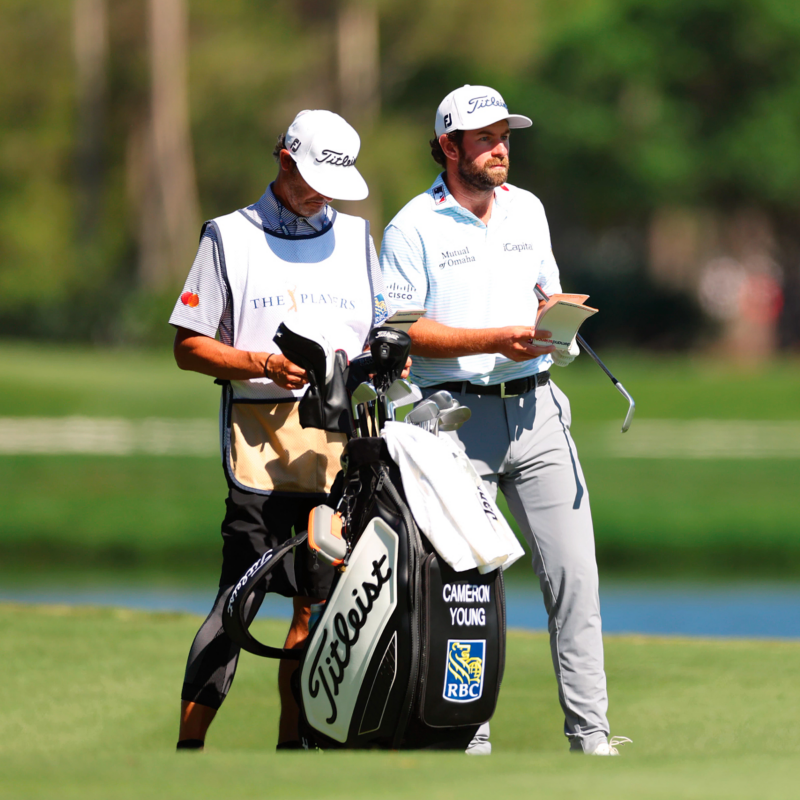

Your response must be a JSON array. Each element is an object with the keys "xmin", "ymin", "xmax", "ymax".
[
  {"xmin": 3, "ymin": 342, "xmax": 800, "ymax": 576},
  {"xmin": 1, "ymin": 0, "xmax": 799, "ymax": 345}
]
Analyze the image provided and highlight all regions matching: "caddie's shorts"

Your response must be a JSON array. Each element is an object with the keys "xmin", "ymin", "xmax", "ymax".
[{"xmin": 218, "ymin": 485, "xmax": 334, "ymax": 600}]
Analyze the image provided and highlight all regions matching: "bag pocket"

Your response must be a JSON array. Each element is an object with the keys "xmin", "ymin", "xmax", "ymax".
[{"xmin": 418, "ymin": 553, "xmax": 505, "ymax": 728}]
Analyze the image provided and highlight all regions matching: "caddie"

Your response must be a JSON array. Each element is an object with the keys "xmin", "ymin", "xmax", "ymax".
[
  {"xmin": 379, "ymin": 85, "xmax": 629, "ymax": 756},
  {"xmin": 169, "ymin": 109, "xmax": 390, "ymax": 751}
]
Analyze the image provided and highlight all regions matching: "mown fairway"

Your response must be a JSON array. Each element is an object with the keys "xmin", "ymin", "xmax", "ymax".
[
  {"xmin": 1, "ymin": 603, "xmax": 798, "ymax": 799},
  {"xmin": 2, "ymin": 341, "xmax": 799, "ymax": 575}
]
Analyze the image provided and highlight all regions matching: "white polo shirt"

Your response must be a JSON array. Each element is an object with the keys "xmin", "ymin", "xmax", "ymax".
[{"xmin": 380, "ymin": 173, "xmax": 562, "ymax": 387}]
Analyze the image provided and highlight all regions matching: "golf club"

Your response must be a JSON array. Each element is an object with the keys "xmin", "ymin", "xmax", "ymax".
[
  {"xmin": 427, "ymin": 389, "xmax": 456, "ymax": 411},
  {"xmin": 386, "ymin": 378, "xmax": 413, "ymax": 403},
  {"xmin": 368, "ymin": 327, "xmax": 413, "ymax": 434},
  {"xmin": 351, "ymin": 382, "xmax": 377, "ymax": 438},
  {"xmin": 437, "ymin": 405, "xmax": 472, "ymax": 432},
  {"xmin": 405, "ymin": 399, "xmax": 439, "ymax": 428},
  {"xmin": 391, "ymin": 381, "xmax": 423, "ymax": 410},
  {"xmin": 534, "ymin": 283, "xmax": 636, "ymax": 433}
]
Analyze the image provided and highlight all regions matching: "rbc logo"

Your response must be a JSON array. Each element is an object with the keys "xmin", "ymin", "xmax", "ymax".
[
  {"xmin": 443, "ymin": 640, "xmax": 485, "ymax": 703},
  {"xmin": 373, "ymin": 293, "xmax": 389, "ymax": 324}
]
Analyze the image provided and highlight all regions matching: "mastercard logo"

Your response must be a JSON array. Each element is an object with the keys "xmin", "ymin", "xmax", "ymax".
[{"xmin": 180, "ymin": 291, "xmax": 200, "ymax": 308}]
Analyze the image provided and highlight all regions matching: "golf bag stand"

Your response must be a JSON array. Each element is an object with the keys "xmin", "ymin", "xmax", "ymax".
[{"xmin": 222, "ymin": 436, "xmax": 507, "ymax": 750}]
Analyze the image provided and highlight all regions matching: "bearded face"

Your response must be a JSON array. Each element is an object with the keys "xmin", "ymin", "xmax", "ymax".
[{"xmin": 456, "ymin": 147, "xmax": 509, "ymax": 190}]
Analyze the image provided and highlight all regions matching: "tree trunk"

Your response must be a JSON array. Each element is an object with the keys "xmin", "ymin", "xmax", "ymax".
[
  {"xmin": 337, "ymin": 0, "xmax": 380, "ymax": 125},
  {"xmin": 336, "ymin": 0, "xmax": 382, "ymax": 241},
  {"xmin": 73, "ymin": 0, "xmax": 108, "ymax": 239},
  {"xmin": 137, "ymin": 0, "xmax": 201, "ymax": 291}
]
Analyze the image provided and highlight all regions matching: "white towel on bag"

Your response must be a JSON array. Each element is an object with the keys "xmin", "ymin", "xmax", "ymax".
[{"xmin": 382, "ymin": 422, "xmax": 525, "ymax": 573}]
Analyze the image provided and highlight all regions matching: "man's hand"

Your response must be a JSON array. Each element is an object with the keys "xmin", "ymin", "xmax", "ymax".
[
  {"xmin": 400, "ymin": 356, "xmax": 412, "ymax": 379},
  {"xmin": 266, "ymin": 354, "xmax": 309, "ymax": 390},
  {"xmin": 405, "ymin": 317, "xmax": 555, "ymax": 361},
  {"xmin": 493, "ymin": 326, "xmax": 556, "ymax": 362},
  {"xmin": 173, "ymin": 327, "xmax": 308, "ymax": 387},
  {"xmin": 549, "ymin": 339, "xmax": 580, "ymax": 368}
]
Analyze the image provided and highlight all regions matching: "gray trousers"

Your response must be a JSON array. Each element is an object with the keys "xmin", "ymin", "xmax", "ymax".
[{"xmin": 426, "ymin": 378, "xmax": 610, "ymax": 752}]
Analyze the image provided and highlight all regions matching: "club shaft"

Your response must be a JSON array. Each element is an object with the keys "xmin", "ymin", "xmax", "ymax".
[
  {"xmin": 535, "ymin": 283, "xmax": 634, "ymax": 432},
  {"xmin": 575, "ymin": 333, "xmax": 619, "ymax": 386}
]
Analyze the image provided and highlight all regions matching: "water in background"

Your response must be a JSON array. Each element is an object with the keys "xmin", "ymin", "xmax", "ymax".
[{"xmin": 2, "ymin": 579, "xmax": 799, "ymax": 639}]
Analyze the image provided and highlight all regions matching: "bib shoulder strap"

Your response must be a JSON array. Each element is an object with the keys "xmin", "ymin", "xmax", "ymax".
[{"xmin": 221, "ymin": 531, "xmax": 309, "ymax": 660}]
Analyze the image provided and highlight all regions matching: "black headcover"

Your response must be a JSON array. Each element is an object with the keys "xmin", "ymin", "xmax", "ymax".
[
  {"xmin": 367, "ymin": 327, "xmax": 412, "ymax": 391},
  {"xmin": 274, "ymin": 322, "xmax": 352, "ymax": 435}
]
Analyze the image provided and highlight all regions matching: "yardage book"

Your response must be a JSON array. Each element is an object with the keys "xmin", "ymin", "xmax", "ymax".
[
  {"xmin": 535, "ymin": 294, "xmax": 598, "ymax": 348},
  {"xmin": 384, "ymin": 307, "xmax": 426, "ymax": 332}
]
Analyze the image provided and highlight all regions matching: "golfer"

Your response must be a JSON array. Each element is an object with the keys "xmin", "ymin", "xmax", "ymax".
[
  {"xmin": 170, "ymin": 109, "xmax": 389, "ymax": 750},
  {"xmin": 380, "ymin": 85, "xmax": 629, "ymax": 755}
]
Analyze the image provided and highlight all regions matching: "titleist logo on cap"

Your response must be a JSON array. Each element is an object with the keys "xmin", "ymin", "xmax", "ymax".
[
  {"xmin": 315, "ymin": 149, "xmax": 357, "ymax": 167},
  {"xmin": 467, "ymin": 95, "xmax": 508, "ymax": 114}
]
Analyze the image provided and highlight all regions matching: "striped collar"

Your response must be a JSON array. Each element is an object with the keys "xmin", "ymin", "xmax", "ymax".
[
  {"xmin": 428, "ymin": 173, "xmax": 510, "ymax": 226},
  {"xmin": 244, "ymin": 183, "xmax": 333, "ymax": 235}
]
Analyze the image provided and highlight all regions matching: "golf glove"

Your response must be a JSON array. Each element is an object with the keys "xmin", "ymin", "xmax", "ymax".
[{"xmin": 551, "ymin": 338, "xmax": 580, "ymax": 368}]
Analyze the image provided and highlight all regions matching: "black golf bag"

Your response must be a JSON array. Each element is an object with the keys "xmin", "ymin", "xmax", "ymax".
[{"xmin": 222, "ymin": 435, "xmax": 507, "ymax": 750}]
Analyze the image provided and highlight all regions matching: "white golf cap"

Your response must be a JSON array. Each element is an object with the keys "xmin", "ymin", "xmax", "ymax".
[
  {"xmin": 284, "ymin": 110, "xmax": 369, "ymax": 201},
  {"xmin": 434, "ymin": 85, "xmax": 532, "ymax": 137}
]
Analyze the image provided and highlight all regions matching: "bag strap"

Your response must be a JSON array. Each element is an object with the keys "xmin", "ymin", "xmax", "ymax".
[{"xmin": 221, "ymin": 532, "xmax": 308, "ymax": 660}]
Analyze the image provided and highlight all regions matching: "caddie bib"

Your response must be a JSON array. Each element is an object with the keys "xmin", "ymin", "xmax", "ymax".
[{"xmin": 211, "ymin": 209, "xmax": 373, "ymax": 496}]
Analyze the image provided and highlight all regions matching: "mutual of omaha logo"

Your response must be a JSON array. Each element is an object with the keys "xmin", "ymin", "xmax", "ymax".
[
  {"xmin": 443, "ymin": 639, "xmax": 485, "ymax": 703},
  {"xmin": 180, "ymin": 291, "xmax": 199, "ymax": 308}
]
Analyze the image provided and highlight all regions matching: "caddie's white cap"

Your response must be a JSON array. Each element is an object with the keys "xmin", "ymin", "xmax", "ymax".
[
  {"xmin": 284, "ymin": 110, "xmax": 369, "ymax": 201},
  {"xmin": 434, "ymin": 85, "xmax": 532, "ymax": 137}
]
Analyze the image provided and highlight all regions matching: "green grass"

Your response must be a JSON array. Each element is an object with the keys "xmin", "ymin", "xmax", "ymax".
[
  {"xmin": 3, "ymin": 339, "xmax": 799, "ymax": 421},
  {"xmin": 556, "ymin": 351, "xmax": 800, "ymax": 422},
  {"xmin": 0, "ymin": 455, "xmax": 226, "ymax": 570},
  {"xmin": 2, "ymin": 452, "xmax": 799, "ymax": 576},
  {"xmin": 2, "ymin": 340, "xmax": 800, "ymax": 575},
  {"xmin": 1, "ymin": 603, "xmax": 799, "ymax": 798},
  {"xmin": 0, "ymin": 340, "xmax": 220, "ymax": 419}
]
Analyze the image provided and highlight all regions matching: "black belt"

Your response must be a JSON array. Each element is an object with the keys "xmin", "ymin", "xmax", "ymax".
[{"xmin": 431, "ymin": 371, "xmax": 550, "ymax": 398}]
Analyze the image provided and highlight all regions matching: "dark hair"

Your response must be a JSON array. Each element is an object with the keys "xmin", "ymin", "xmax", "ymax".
[
  {"xmin": 430, "ymin": 130, "xmax": 464, "ymax": 167},
  {"xmin": 272, "ymin": 133, "xmax": 287, "ymax": 163}
]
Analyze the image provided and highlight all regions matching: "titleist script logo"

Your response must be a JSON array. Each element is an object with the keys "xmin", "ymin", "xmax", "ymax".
[
  {"xmin": 467, "ymin": 95, "xmax": 508, "ymax": 114},
  {"xmin": 315, "ymin": 149, "xmax": 357, "ymax": 167},
  {"xmin": 307, "ymin": 556, "xmax": 392, "ymax": 724},
  {"xmin": 503, "ymin": 242, "xmax": 533, "ymax": 252},
  {"xmin": 227, "ymin": 549, "xmax": 273, "ymax": 616},
  {"xmin": 477, "ymin": 483, "xmax": 499, "ymax": 523}
]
